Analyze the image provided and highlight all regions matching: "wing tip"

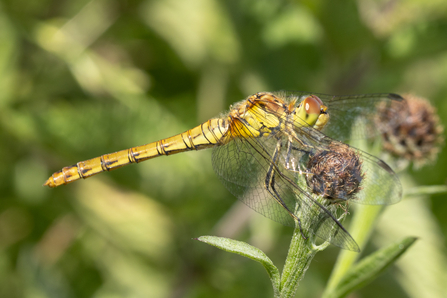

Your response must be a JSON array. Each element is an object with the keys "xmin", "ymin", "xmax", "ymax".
[
  {"xmin": 388, "ymin": 93, "xmax": 404, "ymax": 101},
  {"xmin": 351, "ymin": 243, "xmax": 361, "ymax": 253}
]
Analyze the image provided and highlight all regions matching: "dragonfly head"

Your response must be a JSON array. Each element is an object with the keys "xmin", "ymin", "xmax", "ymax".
[{"xmin": 294, "ymin": 95, "xmax": 329, "ymax": 130}]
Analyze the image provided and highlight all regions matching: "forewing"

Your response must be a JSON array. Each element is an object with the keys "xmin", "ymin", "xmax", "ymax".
[
  {"xmin": 211, "ymin": 124, "xmax": 360, "ymax": 251},
  {"xmin": 212, "ymin": 131, "xmax": 296, "ymax": 227},
  {"xmin": 286, "ymin": 126, "xmax": 402, "ymax": 205},
  {"xmin": 354, "ymin": 150, "xmax": 402, "ymax": 205},
  {"xmin": 273, "ymin": 91, "xmax": 406, "ymax": 142}
]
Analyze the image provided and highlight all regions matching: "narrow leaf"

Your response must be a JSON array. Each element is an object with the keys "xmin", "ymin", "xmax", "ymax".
[
  {"xmin": 328, "ymin": 237, "xmax": 417, "ymax": 298},
  {"xmin": 196, "ymin": 236, "xmax": 280, "ymax": 296}
]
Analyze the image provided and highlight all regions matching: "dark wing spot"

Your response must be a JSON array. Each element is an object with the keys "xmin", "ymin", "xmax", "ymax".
[
  {"xmin": 388, "ymin": 93, "xmax": 404, "ymax": 101},
  {"xmin": 377, "ymin": 159, "xmax": 395, "ymax": 175}
]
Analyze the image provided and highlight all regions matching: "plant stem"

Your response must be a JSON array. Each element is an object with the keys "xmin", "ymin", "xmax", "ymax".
[
  {"xmin": 323, "ymin": 204, "xmax": 383, "ymax": 295},
  {"xmin": 280, "ymin": 225, "xmax": 328, "ymax": 298},
  {"xmin": 279, "ymin": 193, "xmax": 343, "ymax": 297},
  {"xmin": 405, "ymin": 185, "xmax": 447, "ymax": 196}
]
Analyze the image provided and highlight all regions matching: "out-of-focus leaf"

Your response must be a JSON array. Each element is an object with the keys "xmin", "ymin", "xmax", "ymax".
[
  {"xmin": 326, "ymin": 237, "xmax": 417, "ymax": 298},
  {"xmin": 0, "ymin": 10, "xmax": 17, "ymax": 107},
  {"xmin": 374, "ymin": 173, "xmax": 447, "ymax": 298},
  {"xmin": 17, "ymin": 247, "xmax": 71, "ymax": 298},
  {"xmin": 402, "ymin": 53, "xmax": 447, "ymax": 96},
  {"xmin": 35, "ymin": 19, "xmax": 150, "ymax": 99},
  {"xmin": 262, "ymin": 4, "xmax": 323, "ymax": 47},
  {"xmin": 196, "ymin": 236, "xmax": 280, "ymax": 296},
  {"xmin": 358, "ymin": 0, "xmax": 447, "ymax": 37},
  {"xmin": 141, "ymin": 0, "xmax": 240, "ymax": 68},
  {"xmin": 81, "ymin": 233, "xmax": 172, "ymax": 298},
  {"xmin": 74, "ymin": 180, "xmax": 174, "ymax": 260}
]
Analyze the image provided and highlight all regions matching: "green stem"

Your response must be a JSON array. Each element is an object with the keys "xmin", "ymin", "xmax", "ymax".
[
  {"xmin": 279, "ymin": 194, "xmax": 346, "ymax": 297},
  {"xmin": 280, "ymin": 226, "xmax": 328, "ymax": 298},
  {"xmin": 323, "ymin": 204, "xmax": 383, "ymax": 296},
  {"xmin": 405, "ymin": 185, "xmax": 447, "ymax": 196}
]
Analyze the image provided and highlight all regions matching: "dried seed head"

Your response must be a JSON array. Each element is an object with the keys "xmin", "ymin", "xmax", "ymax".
[
  {"xmin": 376, "ymin": 94, "xmax": 444, "ymax": 167},
  {"xmin": 306, "ymin": 143, "xmax": 364, "ymax": 201}
]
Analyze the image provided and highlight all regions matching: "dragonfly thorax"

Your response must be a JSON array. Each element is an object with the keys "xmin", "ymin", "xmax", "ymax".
[
  {"xmin": 228, "ymin": 93, "xmax": 288, "ymax": 138},
  {"xmin": 228, "ymin": 92, "xmax": 330, "ymax": 139}
]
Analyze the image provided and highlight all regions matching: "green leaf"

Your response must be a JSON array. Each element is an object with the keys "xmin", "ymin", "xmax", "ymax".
[
  {"xmin": 196, "ymin": 236, "xmax": 280, "ymax": 296},
  {"xmin": 327, "ymin": 237, "xmax": 417, "ymax": 298}
]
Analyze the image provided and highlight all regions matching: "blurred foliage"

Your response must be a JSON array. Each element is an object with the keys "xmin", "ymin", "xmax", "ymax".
[{"xmin": 0, "ymin": 0, "xmax": 446, "ymax": 297}]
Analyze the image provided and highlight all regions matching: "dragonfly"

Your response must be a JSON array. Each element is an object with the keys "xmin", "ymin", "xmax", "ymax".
[{"xmin": 44, "ymin": 91, "xmax": 404, "ymax": 251}]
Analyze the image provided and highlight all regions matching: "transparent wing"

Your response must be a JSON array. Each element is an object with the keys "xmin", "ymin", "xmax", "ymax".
[
  {"xmin": 212, "ymin": 133, "xmax": 296, "ymax": 227},
  {"xmin": 242, "ymin": 92, "xmax": 402, "ymax": 205},
  {"xmin": 283, "ymin": 126, "xmax": 402, "ymax": 205},
  {"xmin": 211, "ymin": 92, "xmax": 402, "ymax": 251},
  {"xmin": 273, "ymin": 91, "xmax": 406, "ymax": 141},
  {"xmin": 211, "ymin": 122, "xmax": 360, "ymax": 251}
]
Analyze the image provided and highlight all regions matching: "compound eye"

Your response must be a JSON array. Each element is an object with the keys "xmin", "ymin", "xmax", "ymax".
[{"xmin": 303, "ymin": 95, "xmax": 323, "ymax": 115}]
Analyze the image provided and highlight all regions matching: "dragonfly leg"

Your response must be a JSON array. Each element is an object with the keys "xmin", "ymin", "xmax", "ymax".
[
  {"xmin": 296, "ymin": 215, "xmax": 307, "ymax": 240},
  {"xmin": 334, "ymin": 200, "xmax": 350, "ymax": 214},
  {"xmin": 284, "ymin": 141, "xmax": 312, "ymax": 177},
  {"xmin": 267, "ymin": 172, "xmax": 307, "ymax": 240},
  {"xmin": 284, "ymin": 140, "xmax": 297, "ymax": 171},
  {"xmin": 265, "ymin": 140, "xmax": 308, "ymax": 239}
]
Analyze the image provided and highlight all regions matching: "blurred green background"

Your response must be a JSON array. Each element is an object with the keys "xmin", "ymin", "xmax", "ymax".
[{"xmin": 1, "ymin": 0, "xmax": 446, "ymax": 297}]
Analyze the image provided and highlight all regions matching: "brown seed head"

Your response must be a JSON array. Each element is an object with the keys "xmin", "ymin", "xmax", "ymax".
[
  {"xmin": 306, "ymin": 143, "xmax": 364, "ymax": 201},
  {"xmin": 376, "ymin": 94, "xmax": 444, "ymax": 167}
]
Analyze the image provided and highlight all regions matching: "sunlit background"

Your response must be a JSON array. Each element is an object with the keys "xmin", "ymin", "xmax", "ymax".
[{"xmin": 1, "ymin": 0, "xmax": 446, "ymax": 297}]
